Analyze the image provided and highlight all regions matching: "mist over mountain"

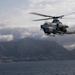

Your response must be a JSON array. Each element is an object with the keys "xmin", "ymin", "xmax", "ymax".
[{"xmin": 0, "ymin": 27, "xmax": 75, "ymax": 50}]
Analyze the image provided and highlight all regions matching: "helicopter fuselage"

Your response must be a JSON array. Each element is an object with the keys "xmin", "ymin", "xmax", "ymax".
[{"xmin": 41, "ymin": 22, "xmax": 68, "ymax": 35}]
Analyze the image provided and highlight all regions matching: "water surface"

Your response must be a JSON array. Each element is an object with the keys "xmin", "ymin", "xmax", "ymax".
[{"xmin": 0, "ymin": 60, "xmax": 75, "ymax": 75}]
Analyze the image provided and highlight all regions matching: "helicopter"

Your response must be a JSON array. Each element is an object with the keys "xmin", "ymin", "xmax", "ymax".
[{"xmin": 30, "ymin": 12, "xmax": 75, "ymax": 36}]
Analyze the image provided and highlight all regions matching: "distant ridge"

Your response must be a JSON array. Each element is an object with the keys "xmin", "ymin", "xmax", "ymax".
[{"xmin": 0, "ymin": 37, "xmax": 74, "ymax": 61}]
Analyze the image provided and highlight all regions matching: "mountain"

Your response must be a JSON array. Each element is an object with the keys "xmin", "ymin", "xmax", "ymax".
[
  {"xmin": 69, "ymin": 49, "xmax": 75, "ymax": 60},
  {"xmin": 0, "ymin": 37, "xmax": 72, "ymax": 61}
]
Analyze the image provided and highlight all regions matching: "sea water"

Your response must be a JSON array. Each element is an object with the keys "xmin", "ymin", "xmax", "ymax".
[{"xmin": 0, "ymin": 60, "xmax": 75, "ymax": 75}]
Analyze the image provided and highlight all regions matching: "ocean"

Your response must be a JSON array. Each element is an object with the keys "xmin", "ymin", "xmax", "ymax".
[{"xmin": 0, "ymin": 60, "xmax": 75, "ymax": 75}]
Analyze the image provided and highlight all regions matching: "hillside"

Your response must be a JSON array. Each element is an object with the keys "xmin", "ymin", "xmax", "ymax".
[{"xmin": 0, "ymin": 37, "xmax": 72, "ymax": 61}]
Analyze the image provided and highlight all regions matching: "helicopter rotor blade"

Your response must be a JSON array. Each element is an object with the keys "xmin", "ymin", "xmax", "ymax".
[
  {"xmin": 32, "ymin": 18, "xmax": 52, "ymax": 21},
  {"xmin": 30, "ymin": 12, "xmax": 53, "ymax": 17},
  {"xmin": 62, "ymin": 17, "xmax": 75, "ymax": 19},
  {"xmin": 52, "ymin": 15, "xmax": 64, "ymax": 19},
  {"xmin": 30, "ymin": 11, "xmax": 75, "ymax": 20},
  {"xmin": 63, "ymin": 12, "xmax": 75, "ymax": 16}
]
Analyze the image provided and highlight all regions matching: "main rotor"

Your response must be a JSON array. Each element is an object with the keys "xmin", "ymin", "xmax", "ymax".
[{"xmin": 30, "ymin": 12, "xmax": 75, "ymax": 21}]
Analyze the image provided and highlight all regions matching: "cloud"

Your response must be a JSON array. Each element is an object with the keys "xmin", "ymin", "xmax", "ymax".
[
  {"xmin": 0, "ymin": 34, "xmax": 13, "ymax": 41},
  {"xmin": 1, "ymin": 0, "xmax": 75, "ymax": 27},
  {"xmin": 29, "ymin": 0, "xmax": 43, "ymax": 4},
  {"xmin": 0, "ymin": 26, "xmax": 43, "ymax": 40},
  {"xmin": 64, "ymin": 43, "xmax": 75, "ymax": 50}
]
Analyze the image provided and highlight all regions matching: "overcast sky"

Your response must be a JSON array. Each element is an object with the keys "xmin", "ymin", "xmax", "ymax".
[
  {"xmin": 0, "ymin": 0, "xmax": 75, "ymax": 26},
  {"xmin": 0, "ymin": 0, "xmax": 75, "ymax": 50}
]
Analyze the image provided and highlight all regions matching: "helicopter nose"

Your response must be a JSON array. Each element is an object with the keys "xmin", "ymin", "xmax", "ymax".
[{"xmin": 41, "ymin": 25, "xmax": 44, "ymax": 29}]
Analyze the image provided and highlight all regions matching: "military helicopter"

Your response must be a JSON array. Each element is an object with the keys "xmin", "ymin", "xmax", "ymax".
[{"xmin": 30, "ymin": 12, "xmax": 75, "ymax": 36}]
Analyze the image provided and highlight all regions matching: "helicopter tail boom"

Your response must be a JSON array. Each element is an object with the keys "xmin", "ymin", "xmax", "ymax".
[{"xmin": 65, "ymin": 31, "xmax": 75, "ymax": 34}]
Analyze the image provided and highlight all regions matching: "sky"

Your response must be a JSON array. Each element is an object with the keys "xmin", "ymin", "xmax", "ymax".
[
  {"xmin": 0, "ymin": 0, "xmax": 75, "ymax": 50},
  {"xmin": 1, "ymin": 0, "xmax": 75, "ymax": 26}
]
